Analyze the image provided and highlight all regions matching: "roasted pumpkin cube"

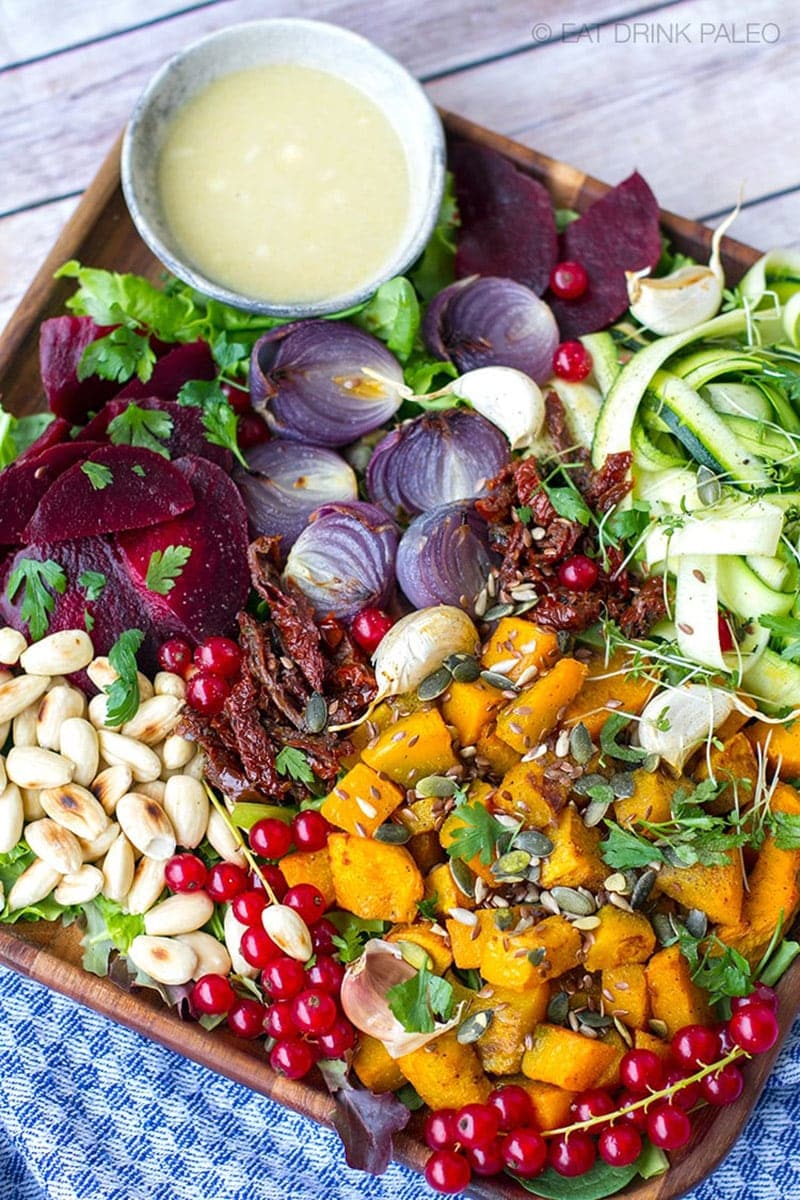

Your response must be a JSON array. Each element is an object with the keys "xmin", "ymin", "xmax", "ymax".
[
  {"xmin": 440, "ymin": 679, "xmax": 505, "ymax": 748},
  {"xmin": 445, "ymin": 906, "xmax": 528, "ymax": 970},
  {"xmin": 481, "ymin": 618, "xmax": 559, "ymax": 683},
  {"xmin": 563, "ymin": 649, "xmax": 655, "ymax": 738},
  {"xmin": 694, "ymin": 731, "xmax": 758, "ymax": 813},
  {"xmin": 748, "ymin": 718, "xmax": 800, "ymax": 777},
  {"xmin": 321, "ymin": 763, "xmax": 404, "ymax": 837},
  {"xmin": 584, "ymin": 906, "xmax": 656, "ymax": 972},
  {"xmin": 613, "ymin": 769, "xmax": 675, "ymax": 830},
  {"xmin": 655, "ymin": 853, "xmax": 744, "ymax": 927},
  {"xmin": 634, "ymin": 1029, "xmax": 672, "ymax": 1060},
  {"xmin": 328, "ymin": 833, "xmax": 423, "ymax": 923},
  {"xmin": 592, "ymin": 1028, "xmax": 628, "ymax": 1090},
  {"xmin": 505, "ymin": 1077, "xmax": 576, "ymax": 1130},
  {"xmin": 396, "ymin": 1029, "xmax": 491, "ymax": 1108},
  {"xmin": 494, "ymin": 759, "xmax": 568, "ymax": 828},
  {"xmin": 602, "ymin": 964, "xmax": 650, "ymax": 1031},
  {"xmin": 361, "ymin": 709, "xmax": 457, "ymax": 786},
  {"xmin": 347, "ymin": 701, "xmax": 395, "ymax": 753},
  {"xmin": 475, "ymin": 727, "xmax": 522, "ymax": 776},
  {"xmin": 425, "ymin": 862, "xmax": 476, "ymax": 921},
  {"xmin": 539, "ymin": 805, "xmax": 607, "ymax": 890},
  {"xmin": 481, "ymin": 914, "xmax": 582, "ymax": 989},
  {"xmin": 496, "ymin": 658, "xmax": 589, "ymax": 753},
  {"xmin": 475, "ymin": 981, "xmax": 550, "ymax": 1076},
  {"xmin": 385, "ymin": 923, "xmax": 453, "ymax": 974},
  {"xmin": 352, "ymin": 1034, "xmax": 406, "ymax": 1093},
  {"xmin": 522, "ymin": 1024, "xmax": 618, "ymax": 1092},
  {"xmin": 645, "ymin": 945, "xmax": 714, "ymax": 1037},
  {"xmin": 407, "ymin": 831, "xmax": 443, "ymax": 874},
  {"xmin": 279, "ymin": 847, "xmax": 336, "ymax": 908},
  {"xmin": 396, "ymin": 795, "xmax": 440, "ymax": 836}
]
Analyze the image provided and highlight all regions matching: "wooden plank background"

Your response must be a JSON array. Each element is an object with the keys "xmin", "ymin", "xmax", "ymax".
[{"xmin": 1, "ymin": 0, "xmax": 798, "ymax": 333}]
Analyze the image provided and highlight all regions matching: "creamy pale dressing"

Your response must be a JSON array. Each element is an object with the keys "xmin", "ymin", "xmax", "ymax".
[{"xmin": 157, "ymin": 63, "xmax": 411, "ymax": 303}]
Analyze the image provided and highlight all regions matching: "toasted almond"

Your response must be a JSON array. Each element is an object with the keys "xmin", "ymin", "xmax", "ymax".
[
  {"xmin": 96, "ymin": 731, "xmax": 161, "ymax": 783},
  {"xmin": 12, "ymin": 703, "xmax": 39, "ymax": 748},
  {"xmin": 101, "ymin": 833, "xmax": 136, "ymax": 902},
  {"xmin": 6, "ymin": 746, "xmax": 74, "ymax": 790},
  {"xmin": 223, "ymin": 906, "xmax": 257, "ymax": 978},
  {"xmin": 36, "ymin": 685, "xmax": 86, "ymax": 751},
  {"xmin": 40, "ymin": 781, "xmax": 109, "ymax": 841},
  {"xmin": 164, "ymin": 774, "xmax": 209, "ymax": 850},
  {"xmin": 182, "ymin": 750, "xmax": 205, "ymax": 781},
  {"xmin": 206, "ymin": 807, "xmax": 245, "ymax": 865},
  {"xmin": 87, "ymin": 694, "xmax": 121, "ymax": 732},
  {"xmin": 0, "ymin": 721, "xmax": 9, "ymax": 748},
  {"xmin": 122, "ymin": 695, "xmax": 183, "ymax": 746},
  {"xmin": 262, "ymin": 904, "xmax": 313, "ymax": 962},
  {"xmin": 136, "ymin": 780, "xmax": 167, "ymax": 803},
  {"xmin": 21, "ymin": 787, "xmax": 45, "ymax": 821},
  {"xmin": 86, "ymin": 657, "xmax": 153, "ymax": 700},
  {"xmin": 128, "ymin": 934, "xmax": 197, "ymax": 986},
  {"xmin": 154, "ymin": 671, "xmax": 186, "ymax": 699},
  {"xmin": 116, "ymin": 792, "xmax": 176, "ymax": 860},
  {"xmin": 59, "ymin": 717, "xmax": 99, "ymax": 787},
  {"xmin": 177, "ymin": 931, "xmax": 232, "ymax": 980},
  {"xmin": 0, "ymin": 756, "xmax": 5, "ymax": 793},
  {"xmin": 7, "ymin": 858, "xmax": 61, "ymax": 911},
  {"xmin": 78, "ymin": 821, "xmax": 120, "ymax": 863},
  {"xmin": 0, "ymin": 782, "xmax": 24, "ymax": 854},
  {"xmin": 161, "ymin": 734, "xmax": 194, "ymax": 772},
  {"xmin": 25, "ymin": 817, "xmax": 83, "ymax": 874},
  {"xmin": 90, "ymin": 764, "xmax": 132, "ymax": 816},
  {"xmin": 54, "ymin": 864, "xmax": 104, "ymax": 906},
  {"xmin": 20, "ymin": 630, "xmax": 94, "ymax": 676},
  {"xmin": 144, "ymin": 890, "xmax": 214, "ymax": 937},
  {"xmin": 0, "ymin": 627, "xmax": 27, "ymax": 666},
  {"xmin": 125, "ymin": 856, "xmax": 167, "ymax": 914},
  {"xmin": 0, "ymin": 675, "xmax": 49, "ymax": 724}
]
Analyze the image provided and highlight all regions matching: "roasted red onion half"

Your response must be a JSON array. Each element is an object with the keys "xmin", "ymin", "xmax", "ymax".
[
  {"xmin": 366, "ymin": 409, "xmax": 509, "ymax": 521},
  {"xmin": 396, "ymin": 502, "xmax": 495, "ymax": 614},
  {"xmin": 249, "ymin": 321, "xmax": 406, "ymax": 447},
  {"xmin": 422, "ymin": 275, "xmax": 559, "ymax": 384},
  {"xmin": 283, "ymin": 501, "xmax": 399, "ymax": 620},
  {"xmin": 234, "ymin": 440, "xmax": 357, "ymax": 556}
]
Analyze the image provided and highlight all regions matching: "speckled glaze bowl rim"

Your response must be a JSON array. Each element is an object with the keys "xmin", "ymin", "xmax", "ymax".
[{"xmin": 121, "ymin": 18, "xmax": 446, "ymax": 318}]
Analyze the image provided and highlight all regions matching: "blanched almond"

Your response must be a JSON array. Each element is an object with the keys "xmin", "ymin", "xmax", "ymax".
[
  {"xmin": 12, "ymin": 703, "xmax": 38, "ymax": 748},
  {"xmin": 177, "ymin": 931, "xmax": 232, "ymax": 979},
  {"xmin": 97, "ymin": 731, "xmax": 161, "ymax": 782},
  {"xmin": 7, "ymin": 858, "xmax": 61, "ymax": 911},
  {"xmin": 122, "ymin": 695, "xmax": 183, "ymax": 746},
  {"xmin": 125, "ymin": 856, "xmax": 167, "ymax": 914},
  {"xmin": 36, "ymin": 685, "xmax": 86, "ymax": 751},
  {"xmin": 0, "ymin": 756, "xmax": 5, "ymax": 792},
  {"xmin": 86, "ymin": 657, "xmax": 153, "ymax": 701},
  {"xmin": 183, "ymin": 750, "xmax": 205, "ymax": 781},
  {"xmin": 0, "ymin": 675, "xmax": 49, "ymax": 724},
  {"xmin": 6, "ymin": 746, "xmax": 73, "ymax": 790},
  {"xmin": 161, "ymin": 734, "xmax": 194, "ymax": 772},
  {"xmin": 164, "ymin": 775, "xmax": 209, "ymax": 849},
  {"xmin": 60, "ymin": 718, "xmax": 99, "ymax": 787},
  {"xmin": 116, "ymin": 792, "xmax": 176, "ymax": 860},
  {"xmin": 101, "ymin": 833, "xmax": 135, "ymax": 902},
  {"xmin": 78, "ymin": 821, "xmax": 120, "ymax": 863},
  {"xmin": 40, "ymin": 781, "xmax": 109, "ymax": 841},
  {"xmin": 88, "ymin": 693, "xmax": 120, "ymax": 732},
  {"xmin": 136, "ymin": 780, "xmax": 166, "ymax": 803},
  {"xmin": 54, "ymin": 864, "xmax": 104, "ymax": 906},
  {"xmin": 128, "ymin": 934, "xmax": 197, "ymax": 985},
  {"xmin": 25, "ymin": 817, "xmax": 83, "ymax": 874},
  {"xmin": 20, "ymin": 630, "xmax": 93, "ymax": 676},
  {"xmin": 144, "ymin": 890, "xmax": 214, "ymax": 936},
  {"xmin": 0, "ymin": 782, "xmax": 24, "ymax": 854},
  {"xmin": 0, "ymin": 627, "xmax": 27, "ymax": 666},
  {"xmin": 206, "ymin": 807, "xmax": 245, "ymax": 865},
  {"xmin": 21, "ymin": 787, "xmax": 45, "ymax": 821},
  {"xmin": 262, "ymin": 903, "xmax": 313, "ymax": 962},
  {"xmin": 0, "ymin": 720, "xmax": 9, "ymax": 748},
  {"xmin": 154, "ymin": 671, "xmax": 186, "ymax": 699},
  {"xmin": 90, "ymin": 764, "xmax": 132, "ymax": 815}
]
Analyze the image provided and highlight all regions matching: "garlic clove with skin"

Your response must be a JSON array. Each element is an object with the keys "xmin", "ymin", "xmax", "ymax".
[
  {"xmin": 447, "ymin": 366, "xmax": 545, "ymax": 450},
  {"xmin": 372, "ymin": 606, "xmax": 479, "ymax": 705},
  {"xmin": 636, "ymin": 683, "xmax": 736, "ymax": 773}
]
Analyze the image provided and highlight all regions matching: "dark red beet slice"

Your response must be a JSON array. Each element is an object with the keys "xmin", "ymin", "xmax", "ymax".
[
  {"xmin": 0, "ymin": 441, "xmax": 104, "ymax": 544},
  {"xmin": 116, "ymin": 456, "xmax": 249, "ymax": 642},
  {"xmin": 16, "ymin": 417, "xmax": 72, "ymax": 464},
  {"xmin": 80, "ymin": 397, "xmax": 232, "ymax": 469},
  {"xmin": 548, "ymin": 172, "xmax": 662, "ymax": 338},
  {"xmin": 39, "ymin": 316, "xmax": 119, "ymax": 423},
  {"xmin": 117, "ymin": 340, "xmax": 216, "ymax": 403},
  {"xmin": 24, "ymin": 445, "xmax": 195, "ymax": 543},
  {"xmin": 450, "ymin": 141, "xmax": 558, "ymax": 296}
]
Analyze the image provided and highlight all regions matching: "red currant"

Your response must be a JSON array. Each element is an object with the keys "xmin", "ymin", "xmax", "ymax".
[
  {"xmin": 701, "ymin": 1064, "xmax": 745, "ymax": 1106},
  {"xmin": 262, "ymin": 955, "xmax": 306, "ymax": 1000},
  {"xmin": 571, "ymin": 1088, "xmax": 615, "ymax": 1124},
  {"xmin": 284, "ymin": 883, "xmax": 327, "ymax": 925},
  {"xmin": 270, "ymin": 1038, "xmax": 315, "ymax": 1080},
  {"xmin": 552, "ymin": 340, "xmax": 593, "ymax": 383},
  {"xmin": 548, "ymin": 1131, "xmax": 597, "ymax": 1177},
  {"xmin": 264, "ymin": 1000, "xmax": 297, "ymax": 1040},
  {"xmin": 191, "ymin": 973, "xmax": 235, "ymax": 1016},
  {"xmin": 663, "ymin": 1068, "xmax": 702, "ymax": 1111},
  {"xmin": 290, "ymin": 988, "xmax": 338, "ymax": 1037},
  {"xmin": 193, "ymin": 636, "xmax": 242, "ymax": 680},
  {"xmin": 671, "ymin": 1024, "xmax": 722, "ymax": 1070},
  {"xmin": 291, "ymin": 809, "xmax": 331, "ymax": 852},
  {"xmin": 646, "ymin": 1103, "xmax": 692, "ymax": 1150},
  {"xmin": 501, "ymin": 1128, "xmax": 548, "ymax": 1178},
  {"xmin": 351, "ymin": 607, "xmax": 394, "ymax": 655},
  {"xmin": 227, "ymin": 997, "xmax": 266, "ymax": 1039},
  {"xmin": 467, "ymin": 1137, "xmax": 506, "ymax": 1177},
  {"xmin": 316, "ymin": 1017, "xmax": 356, "ymax": 1058},
  {"xmin": 558, "ymin": 554, "xmax": 600, "ymax": 592},
  {"xmin": 237, "ymin": 411, "xmax": 270, "ymax": 450},
  {"xmin": 731, "ymin": 983, "xmax": 778, "ymax": 1014},
  {"xmin": 728, "ymin": 1002, "xmax": 779, "ymax": 1054},
  {"xmin": 617, "ymin": 1090, "xmax": 649, "ymax": 1130},
  {"xmin": 549, "ymin": 260, "xmax": 589, "ymax": 300},
  {"xmin": 305, "ymin": 955, "xmax": 345, "ymax": 994},
  {"xmin": 252, "ymin": 865, "xmax": 287, "ymax": 901},
  {"xmin": 598, "ymin": 1124, "xmax": 642, "ymax": 1167},
  {"xmin": 454, "ymin": 1103, "xmax": 500, "ymax": 1150},
  {"xmin": 232, "ymin": 888, "xmax": 268, "ymax": 927},
  {"xmin": 424, "ymin": 1109, "xmax": 458, "ymax": 1152},
  {"xmin": 487, "ymin": 1084, "xmax": 534, "ymax": 1131},
  {"xmin": 164, "ymin": 853, "xmax": 207, "ymax": 893},
  {"xmin": 249, "ymin": 817, "xmax": 293, "ymax": 861},
  {"xmin": 186, "ymin": 670, "xmax": 230, "ymax": 716},
  {"xmin": 310, "ymin": 917, "xmax": 338, "ymax": 956},
  {"xmin": 157, "ymin": 637, "xmax": 193, "ymax": 678},
  {"xmin": 620, "ymin": 1048, "xmax": 665, "ymax": 1094},
  {"xmin": 206, "ymin": 861, "xmax": 248, "ymax": 902},
  {"xmin": 424, "ymin": 1149, "xmax": 471, "ymax": 1194},
  {"xmin": 239, "ymin": 926, "xmax": 281, "ymax": 969},
  {"xmin": 221, "ymin": 380, "xmax": 252, "ymax": 414}
]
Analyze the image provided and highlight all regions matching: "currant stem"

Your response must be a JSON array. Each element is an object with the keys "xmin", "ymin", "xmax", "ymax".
[
  {"xmin": 203, "ymin": 782, "xmax": 279, "ymax": 905},
  {"xmin": 540, "ymin": 1046, "xmax": 750, "ymax": 1138}
]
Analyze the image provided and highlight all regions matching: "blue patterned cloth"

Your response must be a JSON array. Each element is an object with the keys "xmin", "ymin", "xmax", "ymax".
[{"xmin": 1, "ymin": 965, "xmax": 798, "ymax": 1199}]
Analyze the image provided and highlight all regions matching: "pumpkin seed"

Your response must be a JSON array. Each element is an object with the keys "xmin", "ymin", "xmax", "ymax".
[
  {"xmin": 416, "ymin": 775, "xmax": 458, "ymax": 799},
  {"xmin": 514, "ymin": 829, "xmax": 554, "ymax": 858},
  {"xmin": 685, "ymin": 908, "xmax": 708, "ymax": 939},
  {"xmin": 663, "ymin": 844, "xmax": 689, "ymax": 869},
  {"xmin": 610, "ymin": 771, "xmax": 636, "ymax": 799},
  {"xmin": 457, "ymin": 1009, "xmax": 494, "ymax": 1044},
  {"xmin": 493, "ymin": 908, "xmax": 515, "ymax": 931},
  {"xmin": 573, "ymin": 773, "xmax": 607, "ymax": 796},
  {"xmin": 578, "ymin": 1010, "xmax": 612, "ymax": 1029},
  {"xmin": 604, "ymin": 872, "xmax": 628, "ymax": 895},
  {"xmin": 492, "ymin": 850, "xmax": 531, "ymax": 876},
  {"xmin": 514, "ymin": 600, "xmax": 538, "ymax": 615},
  {"xmin": 631, "ymin": 868, "xmax": 657, "ymax": 909},
  {"xmin": 527, "ymin": 947, "xmax": 546, "ymax": 965},
  {"xmin": 642, "ymin": 753, "xmax": 660, "ymax": 773},
  {"xmin": 569, "ymin": 723, "xmax": 594, "ymax": 764},
  {"xmin": 483, "ymin": 603, "xmax": 514, "ymax": 622},
  {"xmin": 479, "ymin": 669, "xmax": 518, "ymax": 692},
  {"xmin": 525, "ymin": 861, "xmax": 542, "ymax": 884},
  {"xmin": 449, "ymin": 856, "xmax": 476, "ymax": 899},
  {"xmin": 449, "ymin": 655, "xmax": 481, "ymax": 683},
  {"xmin": 547, "ymin": 992, "xmax": 570, "ymax": 1024},
  {"xmin": 697, "ymin": 464, "xmax": 723, "ymax": 507},
  {"xmin": 613, "ymin": 1016, "xmax": 634, "ymax": 1046},
  {"xmin": 653, "ymin": 912, "xmax": 679, "ymax": 945},
  {"xmin": 550, "ymin": 886, "xmax": 596, "ymax": 916},
  {"xmin": 374, "ymin": 823, "xmax": 411, "ymax": 845},
  {"xmin": 648, "ymin": 1018, "xmax": 669, "ymax": 1038},
  {"xmin": 584, "ymin": 799, "xmax": 611, "ymax": 828},
  {"xmin": 304, "ymin": 693, "xmax": 328, "ymax": 734},
  {"xmin": 417, "ymin": 667, "xmax": 453, "ymax": 702},
  {"xmin": 395, "ymin": 940, "xmax": 433, "ymax": 971}
]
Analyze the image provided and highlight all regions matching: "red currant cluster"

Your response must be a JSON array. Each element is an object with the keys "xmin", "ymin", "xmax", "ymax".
[
  {"xmin": 158, "ymin": 634, "xmax": 243, "ymax": 717},
  {"xmin": 423, "ymin": 988, "xmax": 780, "ymax": 1194},
  {"xmin": 221, "ymin": 380, "xmax": 270, "ymax": 451}
]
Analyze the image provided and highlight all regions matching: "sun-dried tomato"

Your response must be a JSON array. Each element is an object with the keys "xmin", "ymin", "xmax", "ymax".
[{"xmin": 619, "ymin": 575, "xmax": 668, "ymax": 638}]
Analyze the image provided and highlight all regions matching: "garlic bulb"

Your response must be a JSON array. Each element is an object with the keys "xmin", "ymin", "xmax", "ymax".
[
  {"xmin": 636, "ymin": 683, "xmax": 736, "ymax": 772},
  {"xmin": 340, "ymin": 939, "xmax": 463, "ymax": 1058},
  {"xmin": 626, "ymin": 203, "xmax": 739, "ymax": 335},
  {"xmin": 447, "ymin": 367, "xmax": 545, "ymax": 450},
  {"xmin": 372, "ymin": 606, "xmax": 479, "ymax": 704}
]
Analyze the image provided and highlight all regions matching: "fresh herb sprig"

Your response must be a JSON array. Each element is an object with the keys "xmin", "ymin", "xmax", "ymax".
[
  {"xmin": 104, "ymin": 629, "xmax": 145, "ymax": 726},
  {"xmin": 5, "ymin": 559, "xmax": 67, "ymax": 640},
  {"xmin": 387, "ymin": 964, "xmax": 455, "ymax": 1033}
]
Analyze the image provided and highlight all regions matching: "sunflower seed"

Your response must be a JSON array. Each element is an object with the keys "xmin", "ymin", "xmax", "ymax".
[
  {"xmin": 416, "ymin": 775, "xmax": 458, "ymax": 799},
  {"xmin": 584, "ymin": 799, "xmax": 611, "ymax": 827},
  {"xmin": 374, "ymin": 823, "xmax": 411, "ymax": 844},
  {"xmin": 547, "ymin": 991, "xmax": 570, "ymax": 1024},
  {"xmin": 479, "ymin": 669, "xmax": 518, "ymax": 692},
  {"xmin": 610, "ymin": 771, "xmax": 636, "ymax": 799},
  {"xmin": 539, "ymin": 890, "xmax": 560, "ymax": 916},
  {"xmin": 417, "ymin": 667, "xmax": 453, "ymax": 702},
  {"xmin": 457, "ymin": 1010, "xmax": 494, "ymax": 1044},
  {"xmin": 609, "ymin": 892, "xmax": 634, "ymax": 912},
  {"xmin": 567, "ymin": 1010, "xmax": 580, "ymax": 1031},
  {"xmin": 613, "ymin": 1016, "xmax": 634, "ymax": 1046},
  {"xmin": 449, "ymin": 656, "xmax": 481, "ymax": 683},
  {"xmin": 449, "ymin": 907, "xmax": 478, "ymax": 927},
  {"xmin": 483, "ymin": 603, "xmax": 514, "ymax": 622},
  {"xmin": 648, "ymin": 1019, "xmax": 669, "ymax": 1038},
  {"xmin": 631, "ymin": 869, "xmax": 657, "ymax": 909},
  {"xmin": 568, "ymin": 723, "xmax": 594, "ymax": 764},
  {"xmin": 304, "ymin": 693, "xmax": 328, "ymax": 734},
  {"xmin": 449, "ymin": 857, "xmax": 476, "ymax": 898},
  {"xmin": 572, "ymin": 914, "xmax": 602, "ymax": 931},
  {"xmin": 578, "ymin": 1010, "xmax": 612, "ymax": 1029},
  {"xmin": 550, "ymin": 886, "xmax": 596, "ymax": 916},
  {"xmin": 685, "ymin": 908, "xmax": 708, "ymax": 939},
  {"xmin": 513, "ymin": 830, "xmax": 554, "ymax": 858}
]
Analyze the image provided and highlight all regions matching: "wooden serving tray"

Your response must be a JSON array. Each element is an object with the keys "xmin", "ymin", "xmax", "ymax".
[{"xmin": 0, "ymin": 109, "xmax": 796, "ymax": 1200}]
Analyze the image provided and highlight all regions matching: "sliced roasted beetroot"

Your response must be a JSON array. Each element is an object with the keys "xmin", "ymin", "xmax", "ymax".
[
  {"xmin": 548, "ymin": 172, "xmax": 662, "ymax": 338},
  {"xmin": 39, "ymin": 316, "xmax": 119, "ymax": 423},
  {"xmin": 450, "ymin": 141, "xmax": 558, "ymax": 296},
  {"xmin": 80, "ymin": 397, "xmax": 232, "ymax": 469},
  {"xmin": 16, "ymin": 417, "xmax": 72, "ymax": 464},
  {"xmin": 117, "ymin": 340, "xmax": 216, "ymax": 403},
  {"xmin": 116, "ymin": 456, "xmax": 249, "ymax": 642},
  {"xmin": 24, "ymin": 445, "xmax": 195, "ymax": 543},
  {"xmin": 0, "ymin": 441, "xmax": 105, "ymax": 544}
]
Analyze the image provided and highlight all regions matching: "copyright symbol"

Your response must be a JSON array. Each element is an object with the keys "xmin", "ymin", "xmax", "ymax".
[{"xmin": 531, "ymin": 22, "xmax": 552, "ymax": 41}]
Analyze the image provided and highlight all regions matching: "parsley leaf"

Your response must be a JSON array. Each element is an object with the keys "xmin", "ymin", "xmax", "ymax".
[
  {"xmin": 107, "ymin": 403, "xmax": 173, "ymax": 457},
  {"xmin": 144, "ymin": 545, "xmax": 192, "ymax": 595},
  {"xmin": 84, "ymin": 610, "xmax": 95, "ymax": 633},
  {"xmin": 104, "ymin": 630, "xmax": 144, "ymax": 727},
  {"xmin": 77, "ymin": 327, "xmax": 156, "ymax": 385},
  {"xmin": 604, "ymin": 500, "xmax": 651, "ymax": 545},
  {"xmin": 177, "ymin": 379, "xmax": 246, "ymax": 467},
  {"xmin": 387, "ymin": 965, "xmax": 455, "ymax": 1033},
  {"xmin": 445, "ymin": 799, "xmax": 514, "ymax": 866},
  {"xmin": 0, "ymin": 407, "xmax": 55, "ymax": 469},
  {"xmin": 210, "ymin": 331, "xmax": 249, "ymax": 374},
  {"xmin": 78, "ymin": 570, "xmax": 106, "ymax": 602},
  {"xmin": 328, "ymin": 913, "xmax": 387, "ymax": 964},
  {"xmin": 514, "ymin": 505, "xmax": 532, "ymax": 525},
  {"xmin": 673, "ymin": 926, "xmax": 752, "ymax": 1004},
  {"xmin": 544, "ymin": 484, "xmax": 592, "ymax": 526},
  {"xmin": 760, "ymin": 613, "xmax": 800, "ymax": 662},
  {"xmin": 131, "ymin": 464, "xmax": 146, "ymax": 478},
  {"xmin": 599, "ymin": 712, "xmax": 649, "ymax": 765},
  {"xmin": 771, "ymin": 811, "xmax": 800, "ymax": 850},
  {"xmin": 417, "ymin": 895, "xmax": 439, "ymax": 921},
  {"xmin": 275, "ymin": 746, "xmax": 316, "ymax": 786},
  {"xmin": 354, "ymin": 277, "xmax": 420, "ymax": 362},
  {"xmin": 5, "ymin": 558, "xmax": 67, "ymax": 640},
  {"xmin": 600, "ymin": 823, "xmax": 665, "ymax": 870},
  {"xmin": 80, "ymin": 461, "xmax": 113, "ymax": 490}
]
